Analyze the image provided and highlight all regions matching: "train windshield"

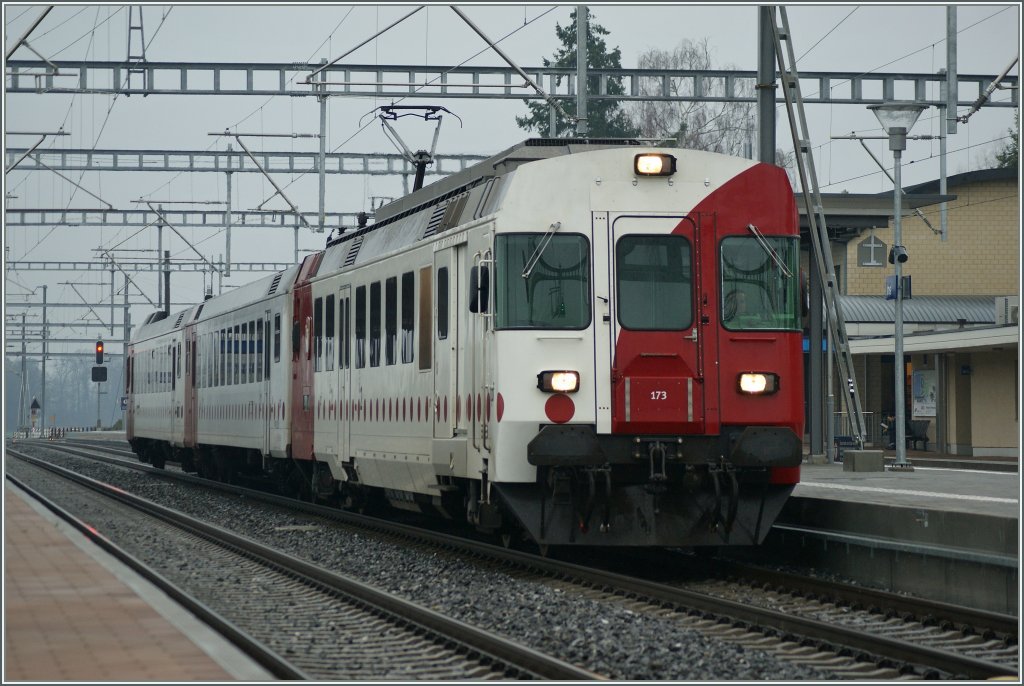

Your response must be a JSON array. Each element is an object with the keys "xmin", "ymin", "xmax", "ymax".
[
  {"xmin": 495, "ymin": 233, "xmax": 591, "ymax": 329},
  {"xmin": 720, "ymin": 236, "xmax": 801, "ymax": 331},
  {"xmin": 615, "ymin": 235, "xmax": 692, "ymax": 330}
]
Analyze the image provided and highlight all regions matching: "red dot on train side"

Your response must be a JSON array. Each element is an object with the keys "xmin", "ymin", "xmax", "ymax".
[{"xmin": 545, "ymin": 394, "xmax": 575, "ymax": 424}]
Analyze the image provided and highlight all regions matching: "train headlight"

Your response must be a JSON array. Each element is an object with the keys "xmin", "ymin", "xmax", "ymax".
[
  {"xmin": 537, "ymin": 370, "xmax": 580, "ymax": 393},
  {"xmin": 634, "ymin": 153, "xmax": 677, "ymax": 177},
  {"xmin": 738, "ymin": 372, "xmax": 779, "ymax": 395}
]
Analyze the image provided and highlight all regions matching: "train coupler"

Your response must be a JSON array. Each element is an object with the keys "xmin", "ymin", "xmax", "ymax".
[{"xmin": 644, "ymin": 441, "xmax": 669, "ymax": 495}]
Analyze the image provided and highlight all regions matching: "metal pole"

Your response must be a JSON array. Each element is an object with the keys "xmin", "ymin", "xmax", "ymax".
[
  {"xmin": 576, "ymin": 6, "xmax": 588, "ymax": 137},
  {"xmin": 893, "ymin": 143, "xmax": 910, "ymax": 469},
  {"xmin": 19, "ymin": 313, "xmax": 27, "ymax": 429},
  {"xmin": 41, "ymin": 285, "xmax": 47, "ymax": 434},
  {"xmin": 294, "ymin": 227, "xmax": 299, "ymax": 265},
  {"xmin": 110, "ymin": 267, "xmax": 115, "ymax": 336},
  {"xmin": 318, "ymin": 58, "xmax": 328, "ymax": 232},
  {"xmin": 946, "ymin": 7, "xmax": 957, "ymax": 136},
  {"xmin": 757, "ymin": 6, "xmax": 776, "ymax": 164},
  {"xmin": 97, "ymin": 376, "xmax": 102, "ymax": 430},
  {"xmin": 809, "ymin": 256, "xmax": 824, "ymax": 461},
  {"xmin": 225, "ymin": 151, "xmax": 232, "ymax": 278},
  {"xmin": 164, "ymin": 250, "xmax": 171, "ymax": 317},
  {"xmin": 124, "ymin": 273, "xmax": 130, "ymax": 400},
  {"xmin": 157, "ymin": 211, "xmax": 163, "ymax": 311}
]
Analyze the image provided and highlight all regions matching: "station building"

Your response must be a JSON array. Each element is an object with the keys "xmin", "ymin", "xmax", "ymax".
[{"xmin": 828, "ymin": 166, "xmax": 1019, "ymax": 457}]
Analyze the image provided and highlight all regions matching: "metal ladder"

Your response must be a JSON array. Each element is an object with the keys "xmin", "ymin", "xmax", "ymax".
[{"xmin": 769, "ymin": 6, "xmax": 867, "ymax": 448}]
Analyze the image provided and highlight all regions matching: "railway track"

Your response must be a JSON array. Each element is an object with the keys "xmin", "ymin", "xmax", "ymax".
[
  {"xmin": 12, "ymin": 440, "xmax": 1020, "ymax": 680},
  {"xmin": 7, "ymin": 448, "xmax": 598, "ymax": 681}
]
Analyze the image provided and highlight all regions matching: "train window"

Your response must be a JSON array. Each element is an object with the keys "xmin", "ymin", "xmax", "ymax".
[
  {"xmin": 339, "ymin": 296, "xmax": 350, "ymax": 369},
  {"xmin": 274, "ymin": 314, "xmax": 281, "ymax": 363},
  {"xmin": 264, "ymin": 320, "xmax": 271, "ymax": 378},
  {"xmin": 225, "ymin": 328, "xmax": 232, "ymax": 386},
  {"xmin": 355, "ymin": 286, "xmax": 366, "ymax": 368},
  {"xmin": 720, "ymin": 236, "xmax": 801, "ymax": 331},
  {"xmin": 249, "ymin": 320, "xmax": 256, "ymax": 381},
  {"xmin": 616, "ymin": 235, "xmax": 691, "ymax": 331},
  {"xmin": 234, "ymin": 325, "xmax": 241, "ymax": 385},
  {"xmin": 418, "ymin": 267, "xmax": 431, "ymax": 370},
  {"xmin": 370, "ymin": 281, "xmax": 381, "ymax": 367},
  {"xmin": 314, "ymin": 297, "xmax": 323, "ymax": 372},
  {"xmin": 385, "ymin": 276, "xmax": 397, "ymax": 366},
  {"xmin": 223, "ymin": 329, "xmax": 229, "ymax": 386},
  {"xmin": 244, "ymin": 322, "xmax": 252, "ymax": 384},
  {"xmin": 401, "ymin": 272, "xmax": 414, "ymax": 364},
  {"xmin": 217, "ymin": 329, "xmax": 224, "ymax": 387},
  {"xmin": 325, "ymin": 294, "xmax": 335, "ymax": 372},
  {"xmin": 495, "ymin": 233, "xmax": 591, "ymax": 330},
  {"xmin": 257, "ymin": 318, "xmax": 264, "ymax": 382},
  {"xmin": 437, "ymin": 267, "xmax": 449, "ymax": 340},
  {"xmin": 172, "ymin": 345, "xmax": 177, "ymax": 391}
]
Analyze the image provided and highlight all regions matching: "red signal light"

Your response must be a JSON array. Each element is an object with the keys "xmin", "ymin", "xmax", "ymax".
[{"xmin": 95, "ymin": 340, "xmax": 104, "ymax": 364}]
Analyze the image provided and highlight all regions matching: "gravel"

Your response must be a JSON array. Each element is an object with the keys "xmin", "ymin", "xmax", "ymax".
[{"xmin": 9, "ymin": 445, "xmax": 831, "ymax": 681}]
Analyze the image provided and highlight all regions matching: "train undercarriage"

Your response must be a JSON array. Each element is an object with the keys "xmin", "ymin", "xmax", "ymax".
[{"xmin": 129, "ymin": 426, "xmax": 799, "ymax": 549}]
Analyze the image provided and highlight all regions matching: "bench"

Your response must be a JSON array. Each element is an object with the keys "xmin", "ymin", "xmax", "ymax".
[{"xmin": 906, "ymin": 419, "xmax": 930, "ymax": 451}]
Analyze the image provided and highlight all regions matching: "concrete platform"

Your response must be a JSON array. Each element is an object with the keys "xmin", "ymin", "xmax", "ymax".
[
  {"xmin": 749, "ymin": 455, "xmax": 1020, "ymax": 614},
  {"xmin": 4, "ymin": 481, "xmax": 273, "ymax": 681}
]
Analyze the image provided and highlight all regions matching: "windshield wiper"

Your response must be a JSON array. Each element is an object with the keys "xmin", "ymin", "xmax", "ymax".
[
  {"xmin": 747, "ymin": 223, "xmax": 793, "ymax": 278},
  {"xmin": 521, "ymin": 221, "xmax": 562, "ymax": 279}
]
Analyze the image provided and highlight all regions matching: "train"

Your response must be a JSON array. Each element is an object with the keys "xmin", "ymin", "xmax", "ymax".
[{"xmin": 126, "ymin": 138, "xmax": 805, "ymax": 548}]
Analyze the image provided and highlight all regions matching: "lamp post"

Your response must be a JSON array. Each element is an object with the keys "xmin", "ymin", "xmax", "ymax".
[{"xmin": 868, "ymin": 102, "xmax": 926, "ymax": 471}]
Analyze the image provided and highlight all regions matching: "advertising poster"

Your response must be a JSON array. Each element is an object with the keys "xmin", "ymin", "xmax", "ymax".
[{"xmin": 912, "ymin": 370, "xmax": 937, "ymax": 417}]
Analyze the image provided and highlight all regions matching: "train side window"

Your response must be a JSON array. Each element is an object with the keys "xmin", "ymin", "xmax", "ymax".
[
  {"xmin": 314, "ymin": 297, "xmax": 323, "ymax": 372},
  {"xmin": 437, "ymin": 267, "xmax": 449, "ymax": 340},
  {"xmin": 385, "ymin": 276, "xmax": 397, "ymax": 366},
  {"xmin": 355, "ymin": 285, "xmax": 366, "ymax": 368},
  {"xmin": 325, "ymin": 294, "xmax": 335, "ymax": 372},
  {"xmin": 225, "ymin": 328, "xmax": 232, "ymax": 385},
  {"xmin": 273, "ymin": 314, "xmax": 281, "ymax": 363},
  {"xmin": 244, "ymin": 322, "xmax": 252, "ymax": 384},
  {"xmin": 257, "ymin": 318, "xmax": 264, "ymax": 382},
  {"xmin": 172, "ymin": 344, "xmax": 177, "ymax": 391},
  {"xmin": 370, "ymin": 281, "xmax": 381, "ymax": 367},
  {"xmin": 401, "ymin": 271, "xmax": 414, "ymax": 364},
  {"xmin": 248, "ymin": 320, "xmax": 256, "ymax": 381},
  {"xmin": 340, "ymin": 296, "xmax": 350, "ymax": 369},
  {"xmin": 234, "ymin": 324, "xmax": 241, "ymax": 385},
  {"xmin": 418, "ymin": 267, "xmax": 432, "ymax": 370}
]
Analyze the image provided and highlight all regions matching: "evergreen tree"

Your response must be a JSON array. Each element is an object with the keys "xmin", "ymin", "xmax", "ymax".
[
  {"xmin": 515, "ymin": 9, "xmax": 640, "ymax": 139},
  {"xmin": 995, "ymin": 111, "xmax": 1018, "ymax": 169}
]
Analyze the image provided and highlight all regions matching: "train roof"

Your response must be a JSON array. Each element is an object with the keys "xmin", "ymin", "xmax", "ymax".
[
  {"xmin": 131, "ymin": 264, "xmax": 301, "ymax": 344},
  {"xmin": 372, "ymin": 138, "xmax": 649, "ymax": 224}
]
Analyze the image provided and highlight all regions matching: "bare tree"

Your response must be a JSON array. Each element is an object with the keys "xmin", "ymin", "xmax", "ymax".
[{"xmin": 630, "ymin": 38, "xmax": 755, "ymax": 155}]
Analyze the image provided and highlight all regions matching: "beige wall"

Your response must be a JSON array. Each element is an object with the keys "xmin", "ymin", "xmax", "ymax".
[
  {"xmin": 969, "ymin": 349, "xmax": 1019, "ymax": 455},
  {"xmin": 844, "ymin": 178, "xmax": 1019, "ymax": 297}
]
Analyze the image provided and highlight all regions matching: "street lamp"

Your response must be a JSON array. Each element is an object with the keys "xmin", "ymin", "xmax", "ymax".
[{"xmin": 868, "ymin": 101, "xmax": 926, "ymax": 472}]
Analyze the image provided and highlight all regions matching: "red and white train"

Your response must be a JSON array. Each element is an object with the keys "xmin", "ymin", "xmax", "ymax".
[{"xmin": 127, "ymin": 139, "xmax": 804, "ymax": 547}]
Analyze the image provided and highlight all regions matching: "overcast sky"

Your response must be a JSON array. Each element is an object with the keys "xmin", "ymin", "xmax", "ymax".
[{"xmin": 3, "ymin": 3, "xmax": 1020, "ymax": 359}]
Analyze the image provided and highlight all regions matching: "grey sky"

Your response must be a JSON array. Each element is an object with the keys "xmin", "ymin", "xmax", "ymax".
[{"xmin": 3, "ymin": 3, "xmax": 1020, "ymax": 358}]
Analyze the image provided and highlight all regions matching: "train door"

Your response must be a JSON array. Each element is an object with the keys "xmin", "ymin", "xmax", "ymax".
[
  {"xmin": 184, "ymin": 325, "xmax": 198, "ymax": 448},
  {"xmin": 606, "ymin": 214, "xmax": 707, "ymax": 435},
  {"xmin": 125, "ymin": 349, "xmax": 135, "ymax": 441},
  {"xmin": 433, "ymin": 245, "xmax": 462, "ymax": 439},
  {"xmin": 290, "ymin": 252, "xmax": 323, "ymax": 461},
  {"xmin": 336, "ymin": 286, "xmax": 351, "ymax": 461},
  {"xmin": 262, "ymin": 311, "xmax": 272, "ymax": 458}
]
